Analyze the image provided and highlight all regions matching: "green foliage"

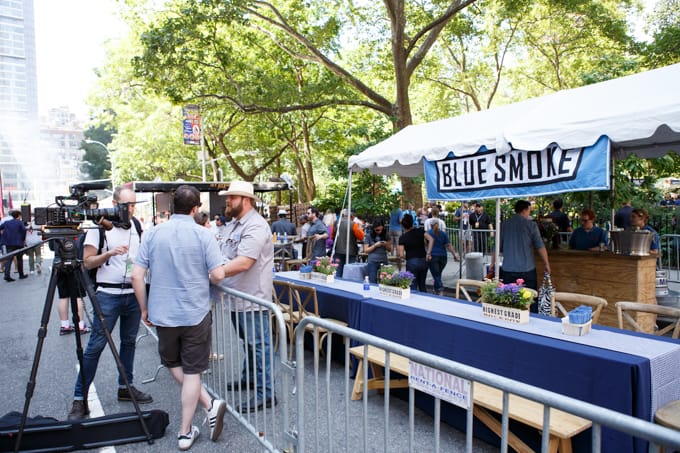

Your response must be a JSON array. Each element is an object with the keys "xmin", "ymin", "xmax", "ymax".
[{"xmin": 80, "ymin": 122, "xmax": 114, "ymax": 181}]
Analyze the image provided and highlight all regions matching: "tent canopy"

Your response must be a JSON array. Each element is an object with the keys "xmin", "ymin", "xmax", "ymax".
[{"xmin": 348, "ymin": 63, "xmax": 680, "ymax": 177}]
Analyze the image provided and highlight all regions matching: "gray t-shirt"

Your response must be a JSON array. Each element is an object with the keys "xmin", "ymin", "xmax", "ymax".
[
  {"xmin": 499, "ymin": 214, "xmax": 544, "ymax": 272},
  {"xmin": 219, "ymin": 209, "xmax": 274, "ymax": 311},
  {"xmin": 307, "ymin": 219, "xmax": 328, "ymax": 260},
  {"xmin": 135, "ymin": 214, "xmax": 224, "ymax": 327}
]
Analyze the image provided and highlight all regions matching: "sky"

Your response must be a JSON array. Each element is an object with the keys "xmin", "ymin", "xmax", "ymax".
[
  {"xmin": 31, "ymin": 0, "xmax": 657, "ymax": 121},
  {"xmin": 33, "ymin": 0, "xmax": 127, "ymax": 119}
]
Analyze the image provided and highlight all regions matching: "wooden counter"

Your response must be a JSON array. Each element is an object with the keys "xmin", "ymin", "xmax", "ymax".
[{"xmin": 534, "ymin": 249, "xmax": 658, "ymax": 332}]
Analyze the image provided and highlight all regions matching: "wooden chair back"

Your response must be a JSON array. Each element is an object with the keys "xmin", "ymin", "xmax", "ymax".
[
  {"xmin": 615, "ymin": 301, "xmax": 680, "ymax": 339},
  {"xmin": 283, "ymin": 238, "xmax": 317, "ymax": 271},
  {"xmin": 455, "ymin": 279, "xmax": 485, "ymax": 302},
  {"xmin": 272, "ymin": 280, "xmax": 293, "ymax": 314},
  {"xmin": 551, "ymin": 292, "xmax": 608, "ymax": 323},
  {"xmin": 288, "ymin": 282, "xmax": 320, "ymax": 318}
]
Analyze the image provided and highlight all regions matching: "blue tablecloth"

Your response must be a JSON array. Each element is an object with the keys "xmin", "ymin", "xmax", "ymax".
[
  {"xmin": 358, "ymin": 296, "xmax": 649, "ymax": 452},
  {"xmin": 273, "ymin": 271, "xmax": 678, "ymax": 452}
]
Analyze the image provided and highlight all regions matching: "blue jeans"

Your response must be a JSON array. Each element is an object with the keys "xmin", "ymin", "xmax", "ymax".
[
  {"xmin": 428, "ymin": 255, "xmax": 447, "ymax": 292},
  {"xmin": 406, "ymin": 257, "xmax": 428, "ymax": 292},
  {"xmin": 366, "ymin": 261, "xmax": 380, "ymax": 284},
  {"xmin": 231, "ymin": 311, "xmax": 274, "ymax": 400},
  {"xmin": 74, "ymin": 292, "xmax": 142, "ymax": 399},
  {"xmin": 333, "ymin": 254, "xmax": 356, "ymax": 278}
]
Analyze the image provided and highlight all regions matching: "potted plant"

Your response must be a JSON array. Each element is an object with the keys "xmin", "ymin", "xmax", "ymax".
[
  {"xmin": 311, "ymin": 256, "xmax": 337, "ymax": 283},
  {"xmin": 480, "ymin": 279, "xmax": 533, "ymax": 323},
  {"xmin": 378, "ymin": 265, "xmax": 415, "ymax": 299}
]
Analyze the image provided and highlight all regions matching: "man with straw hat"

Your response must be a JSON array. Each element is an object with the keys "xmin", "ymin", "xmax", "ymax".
[{"xmin": 217, "ymin": 181, "xmax": 277, "ymax": 413}]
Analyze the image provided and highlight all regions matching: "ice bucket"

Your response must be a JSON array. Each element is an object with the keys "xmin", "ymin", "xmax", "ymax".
[{"xmin": 609, "ymin": 229, "xmax": 653, "ymax": 255}]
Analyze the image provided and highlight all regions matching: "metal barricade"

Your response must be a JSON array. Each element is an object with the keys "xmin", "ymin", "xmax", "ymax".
[
  {"xmin": 292, "ymin": 316, "xmax": 680, "ymax": 453},
  {"xmin": 204, "ymin": 283, "xmax": 680, "ymax": 452},
  {"xmin": 661, "ymin": 234, "xmax": 680, "ymax": 283},
  {"xmin": 205, "ymin": 285, "xmax": 293, "ymax": 452}
]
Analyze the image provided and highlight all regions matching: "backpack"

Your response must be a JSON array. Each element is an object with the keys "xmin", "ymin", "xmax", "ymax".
[{"xmin": 78, "ymin": 218, "xmax": 142, "ymax": 289}]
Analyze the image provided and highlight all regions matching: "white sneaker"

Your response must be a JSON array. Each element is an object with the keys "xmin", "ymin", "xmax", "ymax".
[
  {"xmin": 206, "ymin": 398, "xmax": 226, "ymax": 441},
  {"xmin": 178, "ymin": 425, "xmax": 199, "ymax": 450}
]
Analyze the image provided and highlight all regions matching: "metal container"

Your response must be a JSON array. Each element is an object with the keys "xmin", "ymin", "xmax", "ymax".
[{"xmin": 609, "ymin": 229, "xmax": 653, "ymax": 255}]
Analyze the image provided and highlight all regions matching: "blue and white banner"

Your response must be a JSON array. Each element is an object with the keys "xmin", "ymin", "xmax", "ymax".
[{"xmin": 424, "ymin": 136, "xmax": 610, "ymax": 201}]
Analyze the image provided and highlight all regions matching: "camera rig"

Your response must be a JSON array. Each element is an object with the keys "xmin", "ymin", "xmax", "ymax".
[{"xmin": 33, "ymin": 182, "xmax": 129, "ymax": 230}]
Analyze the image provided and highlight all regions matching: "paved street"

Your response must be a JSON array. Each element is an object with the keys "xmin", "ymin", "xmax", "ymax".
[
  {"xmin": 1, "ymin": 252, "xmax": 489, "ymax": 453},
  {"xmin": 0, "ymin": 254, "xmax": 269, "ymax": 452}
]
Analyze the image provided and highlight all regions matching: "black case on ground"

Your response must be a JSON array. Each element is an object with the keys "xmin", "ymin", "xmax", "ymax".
[{"xmin": 0, "ymin": 410, "xmax": 169, "ymax": 452}]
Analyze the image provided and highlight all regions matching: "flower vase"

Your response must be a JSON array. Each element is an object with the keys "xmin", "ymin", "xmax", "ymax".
[
  {"xmin": 378, "ymin": 284, "xmax": 410, "ymax": 299},
  {"xmin": 481, "ymin": 302, "xmax": 529, "ymax": 324},
  {"xmin": 311, "ymin": 272, "xmax": 335, "ymax": 284}
]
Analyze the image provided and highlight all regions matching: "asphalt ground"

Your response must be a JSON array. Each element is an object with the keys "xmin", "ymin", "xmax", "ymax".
[{"xmin": 0, "ymin": 252, "xmax": 495, "ymax": 453}]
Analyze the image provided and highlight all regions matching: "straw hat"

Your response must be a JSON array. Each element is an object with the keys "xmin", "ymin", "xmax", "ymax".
[{"xmin": 218, "ymin": 181, "xmax": 261, "ymax": 203}]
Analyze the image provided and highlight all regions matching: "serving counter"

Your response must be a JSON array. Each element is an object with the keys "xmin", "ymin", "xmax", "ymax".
[{"xmin": 535, "ymin": 249, "xmax": 657, "ymax": 331}]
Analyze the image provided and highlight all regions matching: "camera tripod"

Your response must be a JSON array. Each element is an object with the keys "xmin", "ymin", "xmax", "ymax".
[{"xmin": 14, "ymin": 229, "xmax": 153, "ymax": 452}]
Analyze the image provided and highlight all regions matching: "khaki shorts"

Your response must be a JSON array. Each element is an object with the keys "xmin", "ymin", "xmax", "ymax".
[{"xmin": 156, "ymin": 312, "xmax": 212, "ymax": 374}]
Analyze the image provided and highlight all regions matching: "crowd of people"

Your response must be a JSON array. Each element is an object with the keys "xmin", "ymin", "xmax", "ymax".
[{"xmin": 1, "ymin": 186, "xmax": 666, "ymax": 449}]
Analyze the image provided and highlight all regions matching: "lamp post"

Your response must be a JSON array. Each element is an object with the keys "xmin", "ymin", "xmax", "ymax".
[{"xmin": 84, "ymin": 139, "xmax": 113, "ymax": 185}]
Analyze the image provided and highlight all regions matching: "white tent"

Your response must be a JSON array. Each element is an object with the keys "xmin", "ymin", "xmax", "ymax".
[
  {"xmin": 346, "ymin": 63, "xmax": 680, "ymax": 274},
  {"xmin": 348, "ymin": 63, "xmax": 680, "ymax": 177}
]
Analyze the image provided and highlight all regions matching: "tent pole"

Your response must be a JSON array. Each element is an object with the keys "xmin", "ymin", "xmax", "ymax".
[
  {"xmin": 346, "ymin": 171, "xmax": 352, "ymax": 268},
  {"xmin": 494, "ymin": 198, "xmax": 501, "ymax": 278}
]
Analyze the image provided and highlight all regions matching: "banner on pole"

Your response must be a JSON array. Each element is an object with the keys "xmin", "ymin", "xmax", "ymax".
[
  {"xmin": 183, "ymin": 104, "xmax": 201, "ymax": 146},
  {"xmin": 424, "ymin": 136, "xmax": 610, "ymax": 201}
]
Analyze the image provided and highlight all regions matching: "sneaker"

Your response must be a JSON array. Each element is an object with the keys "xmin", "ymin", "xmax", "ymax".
[
  {"xmin": 178, "ymin": 425, "xmax": 200, "ymax": 450},
  {"xmin": 67, "ymin": 400, "xmax": 89, "ymax": 421},
  {"xmin": 36, "ymin": 264, "xmax": 42, "ymax": 274},
  {"xmin": 117, "ymin": 386, "xmax": 153, "ymax": 404},
  {"xmin": 206, "ymin": 398, "xmax": 226, "ymax": 441},
  {"xmin": 60, "ymin": 325, "xmax": 75, "ymax": 336},
  {"xmin": 237, "ymin": 396, "xmax": 278, "ymax": 414}
]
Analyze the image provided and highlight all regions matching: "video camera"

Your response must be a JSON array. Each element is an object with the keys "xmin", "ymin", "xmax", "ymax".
[{"xmin": 34, "ymin": 182, "xmax": 129, "ymax": 228}]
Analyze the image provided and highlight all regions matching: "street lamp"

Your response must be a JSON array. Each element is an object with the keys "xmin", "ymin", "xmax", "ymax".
[{"xmin": 84, "ymin": 139, "xmax": 114, "ymax": 185}]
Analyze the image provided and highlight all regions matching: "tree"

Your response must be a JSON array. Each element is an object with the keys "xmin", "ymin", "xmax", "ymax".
[
  {"xmin": 130, "ymin": 0, "xmax": 481, "ymax": 205},
  {"xmin": 80, "ymin": 122, "xmax": 114, "ymax": 181},
  {"xmin": 642, "ymin": 0, "xmax": 680, "ymax": 67}
]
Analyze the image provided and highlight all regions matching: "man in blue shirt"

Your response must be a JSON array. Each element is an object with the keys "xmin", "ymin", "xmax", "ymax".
[
  {"xmin": 132, "ymin": 185, "xmax": 227, "ymax": 449},
  {"xmin": 0, "ymin": 210, "xmax": 27, "ymax": 281},
  {"xmin": 492, "ymin": 200, "xmax": 551, "ymax": 298}
]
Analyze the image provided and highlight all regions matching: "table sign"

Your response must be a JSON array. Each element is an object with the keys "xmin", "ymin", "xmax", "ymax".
[
  {"xmin": 481, "ymin": 302, "xmax": 529, "ymax": 324},
  {"xmin": 409, "ymin": 361, "xmax": 471, "ymax": 409},
  {"xmin": 311, "ymin": 272, "xmax": 335, "ymax": 284},
  {"xmin": 379, "ymin": 284, "xmax": 410, "ymax": 299}
]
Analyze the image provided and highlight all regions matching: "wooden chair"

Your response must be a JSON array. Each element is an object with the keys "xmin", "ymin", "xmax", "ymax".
[
  {"xmin": 551, "ymin": 292, "xmax": 608, "ymax": 324},
  {"xmin": 615, "ymin": 301, "xmax": 680, "ymax": 339},
  {"xmin": 271, "ymin": 280, "xmax": 301, "ymax": 359},
  {"xmin": 273, "ymin": 243, "xmax": 295, "ymax": 271},
  {"xmin": 284, "ymin": 239, "xmax": 316, "ymax": 271},
  {"xmin": 455, "ymin": 279, "xmax": 485, "ymax": 302},
  {"xmin": 288, "ymin": 282, "xmax": 348, "ymax": 356}
]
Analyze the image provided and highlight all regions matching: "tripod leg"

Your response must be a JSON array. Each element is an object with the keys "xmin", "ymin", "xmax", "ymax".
[
  {"xmin": 14, "ymin": 262, "xmax": 61, "ymax": 453},
  {"xmin": 66, "ymin": 269, "xmax": 90, "ymax": 417},
  {"xmin": 78, "ymin": 265, "xmax": 154, "ymax": 445}
]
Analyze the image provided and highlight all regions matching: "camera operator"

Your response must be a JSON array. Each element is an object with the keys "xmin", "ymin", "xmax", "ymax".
[{"xmin": 67, "ymin": 185, "xmax": 152, "ymax": 421}]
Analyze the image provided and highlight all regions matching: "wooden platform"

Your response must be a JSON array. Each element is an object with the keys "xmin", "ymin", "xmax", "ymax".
[{"xmin": 350, "ymin": 345, "xmax": 592, "ymax": 453}]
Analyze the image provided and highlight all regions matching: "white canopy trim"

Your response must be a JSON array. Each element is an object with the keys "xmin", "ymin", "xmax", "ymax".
[{"xmin": 348, "ymin": 63, "xmax": 680, "ymax": 176}]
